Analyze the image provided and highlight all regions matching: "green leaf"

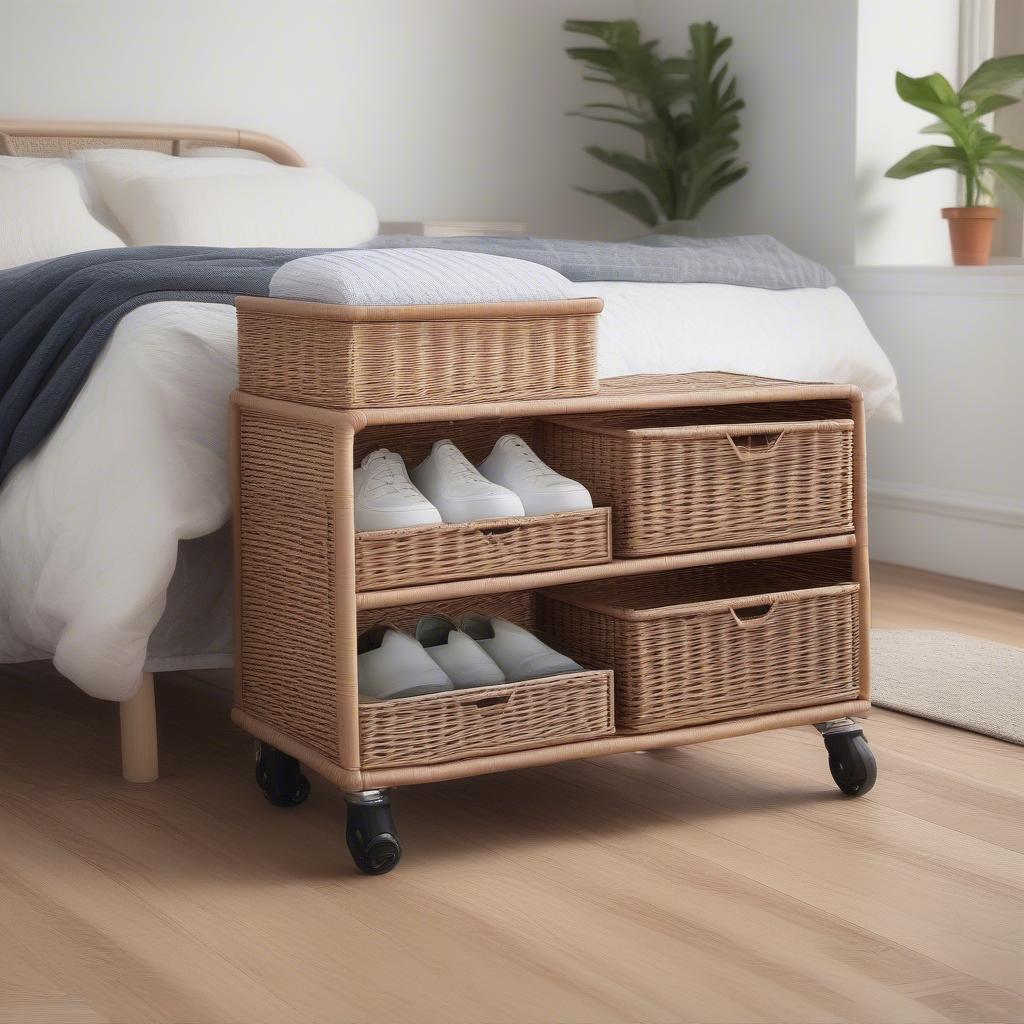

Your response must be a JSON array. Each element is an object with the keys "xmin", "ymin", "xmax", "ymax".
[
  {"xmin": 990, "ymin": 161, "xmax": 1024, "ymax": 200},
  {"xmin": 972, "ymin": 93, "xmax": 1021, "ymax": 117},
  {"xmin": 584, "ymin": 145, "xmax": 673, "ymax": 208},
  {"xmin": 884, "ymin": 145, "xmax": 968, "ymax": 179},
  {"xmin": 959, "ymin": 54, "xmax": 1024, "ymax": 101},
  {"xmin": 896, "ymin": 71, "xmax": 960, "ymax": 111},
  {"xmin": 988, "ymin": 143, "xmax": 1024, "ymax": 160},
  {"xmin": 574, "ymin": 186, "xmax": 658, "ymax": 225}
]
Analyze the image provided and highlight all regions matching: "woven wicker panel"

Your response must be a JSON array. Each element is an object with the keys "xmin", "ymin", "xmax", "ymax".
[
  {"xmin": 0, "ymin": 133, "xmax": 174, "ymax": 157},
  {"xmin": 354, "ymin": 416, "xmax": 538, "ymax": 466},
  {"xmin": 356, "ymin": 508, "xmax": 611, "ymax": 591},
  {"xmin": 238, "ymin": 412, "xmax": 339, "ymax": 760},
  {"xmin": 596, "ymin": 372, "xmax": 836, "ymax": 397},
  {"xmin": 359, "ymin": 669, "xmax": 614, "ymax": 769},
  {"xmin": 236, "ymin": 307, "xmax": 598, "ymax": 409},
  {"xmin": 356, "ymin": 589, "xmax": 536, "ymax": 635},
  {"xmin": 538, "ymin": 553, "xmax": 860, "ymax": 733},
  {"xmin": 540, "ymin": 413, "xmax": 854, "ymax": 557}
]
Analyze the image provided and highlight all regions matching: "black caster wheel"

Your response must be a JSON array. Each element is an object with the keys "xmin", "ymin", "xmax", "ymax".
[
  {"xmin": 346, "ymin": 792, "xmax": 402, "ymax": 875},
  {"xmin": 822, "ymin": 727, "xmax": 877, "ymax": 796},
  {"xmin": 255, "ymin": 742, "xmax": 311, "ymax": 807}
]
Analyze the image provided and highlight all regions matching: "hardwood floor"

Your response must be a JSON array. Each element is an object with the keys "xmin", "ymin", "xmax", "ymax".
[
  {"xmin": 0, "ymin": 564, "xmax": 1021, "ymax": 1024},
  {"xmin": 871, "ymin": 562, "xmax": 1024, "ymax": 648}
]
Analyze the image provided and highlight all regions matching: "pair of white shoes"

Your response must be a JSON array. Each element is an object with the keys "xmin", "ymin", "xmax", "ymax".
[
  {"xmin": 354, "ymin": 434, "xmax": 592, "ymax": 532},
  {"xmin": 358, "ymin": 615, "xmax": 583, "ymax": 700}
]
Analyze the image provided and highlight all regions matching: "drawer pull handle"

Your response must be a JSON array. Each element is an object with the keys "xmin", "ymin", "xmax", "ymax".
[
  {"xmin": 472, "ymin": 694, "xmax": 513, "ymax": 711},
  {"xmin": 726, "ymin": 431, "xmax": 786, "ymax": 461},
  {"xmin": 480, "ymin": 525, "xmax": 522, "ymax": 538},
  {"xmin": 730, "ymin": 602, "xmax": 777, "ymax": 626}
]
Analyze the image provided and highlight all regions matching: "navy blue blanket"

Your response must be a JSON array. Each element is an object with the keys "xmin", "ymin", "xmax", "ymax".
[
  {"xmin": 0, "ymin": 236, "xmax": 833, "ymax": 484},
  {"xmin": 0, "ymin": 246, "xmax": 311, "ymax": 482}
]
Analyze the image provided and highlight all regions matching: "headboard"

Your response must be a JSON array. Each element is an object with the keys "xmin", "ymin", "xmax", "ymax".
[{"xmin": 0, "ymin": 120, "xmax": 304, "ymax": 166}]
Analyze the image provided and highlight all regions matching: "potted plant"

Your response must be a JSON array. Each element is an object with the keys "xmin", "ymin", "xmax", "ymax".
[
  {"xmin": 563, "ymin": 19, "xmax": 747, "ymax": 232},
  {"xmin": 886, "ymin": 55, "xmax": 1024, "ymax": 265}
]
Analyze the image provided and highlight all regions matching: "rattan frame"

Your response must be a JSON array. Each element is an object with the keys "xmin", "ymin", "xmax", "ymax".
[
  {"xmin": 0, "ymin": 119, "xmax": 304, "ymax": 164},
  {"xmin": 231, "ymin": 372, "xmax": 871, "ymax": 793}
]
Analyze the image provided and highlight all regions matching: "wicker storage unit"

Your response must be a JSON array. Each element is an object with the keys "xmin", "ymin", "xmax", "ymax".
[
  {"xmin": 355, "ymin": 508, "xmax": 612, "ymax": 591},
  {"xmin": 231, "ymin": 372, "xmax": 874, "ymax": 874},
  {"xmin": 539, "ymin": 551, "xmax": 860, "ymax": 734},
  {"xmin": 540, "ymin": 405, "xmax": 854, "ymax": 557},
  {"xmin": 237, "ymin": 296, "xmax": 602, "ymax": 409},
  {"xmin": 360, "ymin": 670, "xmax": 614, "ymax": 769}
]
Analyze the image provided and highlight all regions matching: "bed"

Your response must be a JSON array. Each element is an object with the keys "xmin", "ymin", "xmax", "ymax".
[{"xmin": 0, "ymin": 120, "xmax": 900, "ymax": 783}]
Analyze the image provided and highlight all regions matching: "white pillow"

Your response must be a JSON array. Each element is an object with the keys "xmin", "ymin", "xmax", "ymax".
[
  {"xmin": 0, "ymin": 154, "xmax": 127, "ymax": 239},
  {"xmin": 84, "ymin": 162, "xmax": 378, "ymax": 247},
  {"xmin": 0, "ymin": 160, "xmax": 125, "ymax": 269},
  {"xmin": 187, "ymin": 146, "xmax": 274, "ymax": 162}
]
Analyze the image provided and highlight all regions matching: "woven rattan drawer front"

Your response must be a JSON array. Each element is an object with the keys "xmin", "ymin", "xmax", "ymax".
[
  {"xmin": 538, "ymin": 554, "xmax": 860, "ymax": 733},
  {"xmin": 236, "ymin": 297, "xmax": 600, "ymax": 409},
  {"xmin": 359, "ymin": 670, "xmax": 614, "ymax": 769},
  {"xmin": 540, "ymin": 415, "xmax": 854, "ymax": 557},
  {"xmin": 355, "ymin": 508, "xmax": 612, "ymax": 591}
]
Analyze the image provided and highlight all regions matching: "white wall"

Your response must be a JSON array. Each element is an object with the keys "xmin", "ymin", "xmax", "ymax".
[
  {"xmin": 0, "ymin": 0, "xmax": 640, "ymax": 239},
  {"xmin": 840, "ymin": 265, "xmax": 1024, "ymax": 589},
  {"xmin": 855, "ymin": 0, "xmax": 960, "ymax": 265},
  {"xmin": 638, "ymin": 0, "xmax": 860, "ymax": 266}
]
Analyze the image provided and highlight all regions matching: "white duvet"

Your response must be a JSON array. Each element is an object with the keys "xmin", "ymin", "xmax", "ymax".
[{"xmin": 0, "ymin": 282, "xmax": 898, "ymax": 700}]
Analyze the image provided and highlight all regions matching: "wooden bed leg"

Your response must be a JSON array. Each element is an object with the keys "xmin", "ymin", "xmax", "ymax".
[{"xmin": 120, "ymin": 671, "xmax": 158, "ymax": 783}]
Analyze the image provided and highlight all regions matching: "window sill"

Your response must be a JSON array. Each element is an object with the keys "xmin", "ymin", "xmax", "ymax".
[{"xmin": 835, "ymin": 263, "xmax": 1024, "ymax": 296}]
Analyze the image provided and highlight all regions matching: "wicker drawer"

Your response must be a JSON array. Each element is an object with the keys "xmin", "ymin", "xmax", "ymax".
[
  {"xmin": 237, "ymin": 296, "xmax": 601, "ymax": 409},
  {"xmin": 355, "ymin": 508, "xmax": 612, "ymax": 591},
  {"xmin": 539, "ymin": 552, "xmax": 860, "ymax": 733},
  {"xmin": 540, "ymin": 408, "xmax": 854, "ymax": 556},
  {"xmin": 359, "ymin": 669, "xmax": 614, "ymax": 769}
]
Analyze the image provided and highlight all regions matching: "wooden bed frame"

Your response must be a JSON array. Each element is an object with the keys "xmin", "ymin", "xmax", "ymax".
[{"xmin": 0, "ymin": 119, "xmax": 305, "ymax": 783}]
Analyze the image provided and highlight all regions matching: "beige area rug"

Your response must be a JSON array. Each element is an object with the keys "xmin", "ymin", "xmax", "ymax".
[{"xmin": 871, "ymin": 629, "xmax": 1024, "ymax": 745}]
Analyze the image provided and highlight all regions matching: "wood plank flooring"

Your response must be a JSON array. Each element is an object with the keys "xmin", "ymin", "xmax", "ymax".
[{"xmin": 0, "ymin": 564, "xmax": 1021, "ymax": 1024}]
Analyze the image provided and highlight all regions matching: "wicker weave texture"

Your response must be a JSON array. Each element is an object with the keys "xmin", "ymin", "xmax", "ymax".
[
  {"xmin": 359, "ymin": 670, "xmax": 614, "ymax": 769},
  {"xmin": 354, "ymin": 416, "xmax": 538, "ymax": 467},
  {"xmin": 356, "ymin": 508, "xmax": 611, "ymax": 591},
  {"xmin": 237, "ymin": 412, "xmax": 339, "ymax": 760},
  {"xmin": 0, "ymin": 133, "xmax": 174, "ymax": 157},
  {"xmin": 356, "ymin": 589, "xmax": 536, "ymax": 636},
  {"xmin": 540, "ymin": 412, "xmax": 854, "ymax": 557},
  {"xmin": 236, "ymin": 303, "xmax": 599, "ymax": 409},
  {"xmin": 538, "ymin": 554, "xmax": 860, "ymax": 733}
]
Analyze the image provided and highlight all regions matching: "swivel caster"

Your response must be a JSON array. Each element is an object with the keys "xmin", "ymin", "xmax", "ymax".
[
  {"xmin": 346, "ymin": 790, "xmax": 402, "ymax": 875},
  {"xmin": 255, "ymin": 742, "xmax": 311, "ymax": 807},
  {"xmin": 816, "ymin": 721, "xmax": 877, "ymax": 796}
]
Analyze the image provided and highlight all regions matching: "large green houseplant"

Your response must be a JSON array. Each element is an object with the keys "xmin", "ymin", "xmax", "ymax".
[
  {"xmin": 563, "ymin": 18, "xmax": 746, "ymax": 230},
  {"xmin": 885, "ymin": 54, "xmax": 1024, "ymax": 264}
]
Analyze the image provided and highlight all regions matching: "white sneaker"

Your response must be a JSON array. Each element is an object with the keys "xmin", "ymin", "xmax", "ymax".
[
  {"xmin": 357, "ymin": 624, "xmax": 454, "ymax": 700},
  {"xmin": 460, "ymin": 615, "xmax": 583, "ymax": 682},
  {"xmin": 415, "ymin": 615, "xmax": 507, "ymax": 688},
  {"xmin": 354, "ymin": 449, "xmax": 442, "ymax": 532},
  {"xmin": 478, "ymin": 435, "xmax": 593, "ymax": 517},
  {"xmin": 410, "ymin": 440, "xmax": 525, "ymax": 523}
]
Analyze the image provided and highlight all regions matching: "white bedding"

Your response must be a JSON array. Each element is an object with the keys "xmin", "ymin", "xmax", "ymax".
[{"xmin": 0, "ymin": 282, "xmax": 898, "ymax": 700}]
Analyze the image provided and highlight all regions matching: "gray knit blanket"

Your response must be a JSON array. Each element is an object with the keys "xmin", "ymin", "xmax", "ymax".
[{"xmin": 0, "ymin": 235, "xmax": 832, "ymax": 483}]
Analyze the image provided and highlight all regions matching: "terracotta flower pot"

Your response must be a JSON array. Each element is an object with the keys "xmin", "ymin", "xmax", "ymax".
[{"xmin": 942, "ymin": 206, "xmax": 1001, "ymax": 266}]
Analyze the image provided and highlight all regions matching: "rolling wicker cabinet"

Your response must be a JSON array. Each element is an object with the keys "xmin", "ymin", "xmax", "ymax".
[{"xmin": 232, "ymin": 368, "xmax": 875, "ymax": 875}]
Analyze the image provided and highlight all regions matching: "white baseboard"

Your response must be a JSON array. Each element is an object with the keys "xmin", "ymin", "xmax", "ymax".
[{"xmin": 868, "ymin": 479, "xmax": 1024, "ymax": 590}]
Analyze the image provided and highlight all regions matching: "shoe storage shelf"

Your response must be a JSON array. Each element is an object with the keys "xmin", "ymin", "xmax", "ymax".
[{"xmin": 232, "ymin": 368, "xmax": 875, "ymax": 876}]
